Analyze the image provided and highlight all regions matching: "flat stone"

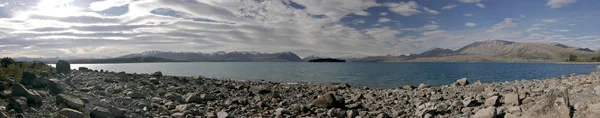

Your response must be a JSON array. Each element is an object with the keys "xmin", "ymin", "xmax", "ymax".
[
  {"xmin": 418, "ymin": 83, "xmax": 430, "ymax": 89},
  {"xmin": 473, "ymin": 107, "xmax": 496, "ymax": 118},
  {"xmin": 217, "ymin": 111, "xmax": 228, "ymax": 118},
  {"xmin": 56, "ymin": 94, "xmax": 85, "ymax": 111},
  {"xmin": 522, "ymin": 87, "xmax": 570, "ymax": 118},
  {"xmin": 57, "ymin": 108, "xmax": 84, "ymax": 118},
  {"xmin": 503, "ymin": 93, "xmax": 520, "ymax": 106},
  {"xmin": 484, "ymin": 96, "xmax": 498, "ymax": 107}
]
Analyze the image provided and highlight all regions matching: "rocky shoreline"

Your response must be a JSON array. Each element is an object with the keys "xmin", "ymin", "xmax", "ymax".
[{"xmin": 1, "ymin": 62, "xmax": 600, "ymax": 118}]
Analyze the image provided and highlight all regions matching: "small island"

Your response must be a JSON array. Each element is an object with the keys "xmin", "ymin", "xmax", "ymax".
[{"xmin": 308, "ymin": 58, "xmax": 346, "ymax": 62}]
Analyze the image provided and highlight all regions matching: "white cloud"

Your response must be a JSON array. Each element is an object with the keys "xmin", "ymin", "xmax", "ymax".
[
  {"xmin": 465, "ymin": 22, "xmax": 476, "ymax": 27},
  {"xmin": 487, "ymin": 18, "xmax": 518, "ymax": 32},
  {"xmin": 441, "ymin": 4, "xmax": 458, "ymax": 10},
  {"xmin": 541, "ymin": 19, "xmax": 558, "ymax": 23},
  {"xmin": 423, "ymin": 7, "xmax": 439, "ymax": 15},
  {"xmin": 458, "ymin": 0, "xmax": 481, "ymax": 3},
  {"xmin": 547, "ymin": 0, "xmax": 577, "ymax": 8},
  {"xmin": 380, "ymin": 12, "xmax": 387, "ymax": 16},
  {"xmin": 554, "ymin": 29, "xmax": 570, "ymax": 32},
  {"xmin": 378, "ymin": 18, "xmax": 391, "ymax": 23},
  {"xmin": 422, "ymin": 30, "xmax": 446, "ymax": 36},
  {"xmin": 526, "ymin": 28, "xmax": 541, "ymax": 32},
  {"xmin": 352, "ymin": 19, "xmax": 365, "ymax": 25},
  {"xmin": 520, "ymin": 15, "xmax": 526, "ymax": 18},
  {"xmin": 476, "ymin": 3, "xmax": 486, "ymax": 8},
  {"xmin": 354, "ymin": 11, "xmax": 370, "ymax": 16},
  {"xmin": 89, "ymin": 0, "xmax": 132, "ymax": 11},
  {"xmin": 386, "ymin": 1, "xmax": 422, "ymax": 16},
  {"xmin": 464, "ymin": 13, "xmax": 473, "ymax": 17}
]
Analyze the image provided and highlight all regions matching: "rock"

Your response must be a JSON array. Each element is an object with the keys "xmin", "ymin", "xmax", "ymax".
[
  {"xmin": 473, "ymin": 107, "xmax": 497, "ymax": 118},
  {"xmin": 20, "ymin": 71, "xmax": 37, "ymax": 86},
  {"xmin": 504, "ymin": 113, "xmax": 518, "ymax": 118},
  {"xmin": 358, "ymin": 111, "xmax": 368, "ymax": 117},
  {"xmin": 56, "ymin": 94, "xmax": 85, "ymax": 111},
  {"xmin": 90, "ymin": 107, "xmax": 121, "ymax": 118},
  {"xmin": 522, "ymin": 87, "xmax": 571, "ymax": 118},
  {"xmin": 185, "ymin": 92, "xmax": 216, "ymax": 104},
  {"xmin": 376, "ymin": 113, "xmax": 390, "ymax": 118},
  {"xmin": 217, "ymin": 111, "xmax": 228, "ymax": 118},
  {"xmin": 149, "ymin": 77, "xmax": 160, "ymax": 84},
  {"xmin": 126, "ymin": 91, "xmax": 144, "ymax": 99},
  {"xmin": 588, "ymin": 103, "xmax": 600, "ymax": 115},
  {"xmin": 206, "ymin": 111, "xmax": 216, "ymax": 118},
  {"xmin": 503, "ymin": 93, "xmax": 520, "ymax": 106},
  {"xmin": 594, "ymin": 86, "xmax": 600, "ymax": 96},
  {"xmin": 418, "ymin": 83, "xmax": 430, "ymax": 89},
  {"xmin": 484, "ymin": 96, "xmax": 498, "ymax": 107},
  {"xmin": 402, "ymin": 85, "xmax": 415, "ymax": 90},
  {"xmin": 56, "ymin": 60, "xmax": 71, "ymax": 74},
  {"xmin": 275, "ymin": 108, "xmax": 285, "ymax": 116},
  {"xmin": 57, "ymin": 108, "xmax": 84, "ymax": 118},
  {"xmin": 8, "ymin": 97, "xmax": 27, "ymax": 113},
  {"xmin": 171, "ymin": 113, "xmax": 185, "ymax": 118},
  {"xmin": 11, "ymin": 83, "xmax": 42, "ymax": 106},
  {"xmin": 78, "ymin": 67, "xmax": 89, "ymax": 71},
  {"xmin": 311, "ymin": 92, "xmax": 345, "ymax": 108},
  {"xmin": 454, "ymin": 78, "xmax": 469, "ymax": 86},
  {"xmin": 347, "ymin": 110, "xmax": 357, "ymax": 118},
  {"xmin": 392, "ymin": 110, "xmax": 404, "ymax": 117},
  {"xmin": 47, "ymin": 79, "xmax": 64, "ymax": 95},
  {"xmin": 325, "ymin": 83, "xmax": 349, "ymax": 91},
  {"xmin": 249, "ymin": 85, "xmax": 271, "ymax": 94},
  {"xmin": 151, "ymin": 71, "xmax": 163, "ymax": 77},
  {"xmin": 0, "ymin": 112, "xmax": 9, "ymax": 118},
  {"xmin": 175, "ymin": 104, "xmax": 189, "ymax": 112}
]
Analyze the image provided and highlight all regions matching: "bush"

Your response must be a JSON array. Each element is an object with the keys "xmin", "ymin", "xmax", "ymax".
[
  {"xmin": 1, "ymin": 57, "xmax": 14, "ymax": 68},
  {"xmin": 0, "ymin": 58, "xmax": 51, "ymax": 82}
]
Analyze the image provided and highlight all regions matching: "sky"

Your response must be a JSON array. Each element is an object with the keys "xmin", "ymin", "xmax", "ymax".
[{"xmin": 0, "ymin": 0, "xmax": 599, "ymax": 58}]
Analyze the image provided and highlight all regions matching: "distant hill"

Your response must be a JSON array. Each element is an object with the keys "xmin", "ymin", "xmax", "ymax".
[
  {"xmin": 119, "ymin": 51, "xmax": 303, "ymax": 62},
  {"xmin": 308, "ymin": 58, "xmax": 346, "ymax": 62},
  {"xmin": 417, "ymin": 48, "xmax": 456, "ymax": 57},
  {"xmin": 68, "ymin": 56, "xmax": 180, "ymax": 64},
  {"xmin": 386, "ymin": 40, "xmax": 600, "ymax": 62},
  {"xmin": 455, "ymin": 40, "xmax": 598, "ymax": 61}
]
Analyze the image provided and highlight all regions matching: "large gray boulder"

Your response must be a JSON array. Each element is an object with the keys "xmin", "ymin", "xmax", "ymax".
[
  {"xmin": 522, "ymin": 87, "xmax": 571, "ymax": 118},
  {"xmin": 11, "ymin": 83, "xmax": 42, "ymax": 106},
  {"xmin": 56, "ymin": 93, "xmax": 85, "ymax": 111},
  {"xmin": 20, "ymin": 71, "xmax": 37, "ymax": 86},
  {"xmin": 57, "ymin": 108, "xmax": 84, "ymax": 118},
  {"xmin": 474, "ymin": 107, "xmax": 497, "ymax": 118},
  {"xmin": 47, "ymin": 79, "xmax": 64, "ymax": 95},
  {"xmin": 56, "ymin": 60, "xmax": 71, "ymax": 74},
  {"xmin": 90, "ymin": 106, "xmax": 125, "ymax": 118},
  {"xmin": 311, "ymin": 92, "xmax": 345, "ymax": 108}
]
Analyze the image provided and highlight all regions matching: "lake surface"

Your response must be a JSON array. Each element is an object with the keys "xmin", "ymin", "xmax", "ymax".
[{"xmin": 53, "ymin": 62, "xmax": 599, "ymax": 88}]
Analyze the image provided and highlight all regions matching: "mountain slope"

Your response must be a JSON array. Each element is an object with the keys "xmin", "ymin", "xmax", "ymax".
[
  {"xmin": 455, "ymin": 40, "xmax": 598, "ymax": 61},
  {"xmin": 68, "ymin": 56, "xmax": 179, "ymax": 64},
  {"xmin": 384, "ymin": 40, "xmax": 600, "ymax": 62},
  {"xmin": 119, "ymin": 51, "xmax": 303, "ymax": 62}
]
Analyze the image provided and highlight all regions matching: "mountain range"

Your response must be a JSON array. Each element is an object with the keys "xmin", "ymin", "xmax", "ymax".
[
  {"xmin": 12, "ymin": 40, "xmax": 600, "ymax": 63},
  {"xmin": 118, "ymin": 51, "xmax": 303, "ymax": 62}
]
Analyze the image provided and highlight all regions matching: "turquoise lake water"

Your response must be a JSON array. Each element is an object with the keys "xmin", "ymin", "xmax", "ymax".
[{"xmin": 56, "ymin": 62, "xmax": 599, "ymax": 88}]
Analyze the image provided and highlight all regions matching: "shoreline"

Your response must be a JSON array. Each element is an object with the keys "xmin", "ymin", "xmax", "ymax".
[{"xmin": 4, "ymin": 64, "xmax": 600, "ymax": 117}]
